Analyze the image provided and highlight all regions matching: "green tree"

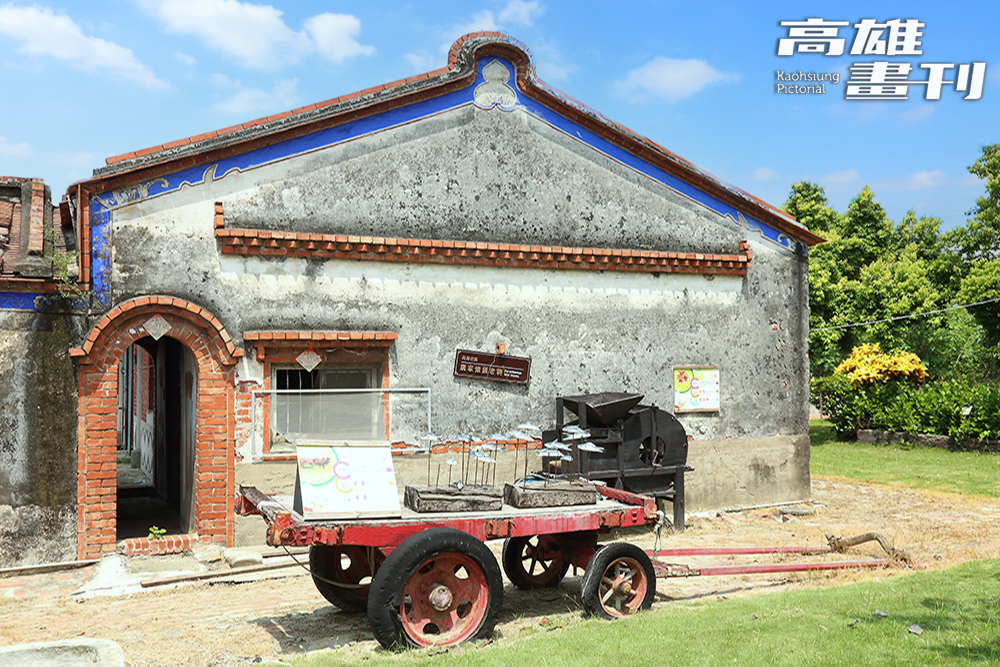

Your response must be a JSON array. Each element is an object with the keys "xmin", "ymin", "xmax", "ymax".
[
  {"xmin": 948, "ymin": 143, "xmax": 1000, "ymax": 264},
  {"xmin": 943, "ymin": 144, "xmax": 1000, "ymax": 378},
  {"xmin": 849, "ymin": 244, "xmax": 950, "ymax": 372},
  {"xmin": 956, "ymin": 258, "xmax": 1000, "ymax": 346},
  {"xmin": 797, "ymin": 185, "xmax": 898, "ymax": 372},
  {"xmin": 894, "ymin": 211, "xmax": 961, "ymax": 298},
  {"xmin": 838, "ymin": 186, "xmax": 894, "ymax": 276},
  {"xmin": 797, "ymin": 182, "xmax": 976, "ymax": 377},
  {"xmin": 783, "ymin": 181, "xmax": 841, "ymax": 234}
]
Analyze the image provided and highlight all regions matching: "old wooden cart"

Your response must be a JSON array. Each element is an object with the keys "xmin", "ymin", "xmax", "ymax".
[{"xmin": 235, "ymin": 483, "xmax": 902, "ymax": 650}]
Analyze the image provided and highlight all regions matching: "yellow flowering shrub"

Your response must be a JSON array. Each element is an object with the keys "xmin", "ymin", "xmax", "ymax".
[{"xmin": 834, "ymin": 343, "xmax": 928, "ymax": 384}]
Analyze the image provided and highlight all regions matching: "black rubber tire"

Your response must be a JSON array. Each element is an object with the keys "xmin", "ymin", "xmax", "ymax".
[
  {"xmin": 367, "ymin": 528, "xmax": 503, "ymax": 650},
  {"xmin": 580, "ymin": 542, "xmax": 656, "ymax": 619},
  {"xmin": 502, "ymin": 535, "xmax": 570, "ymax": 590},
  {"xmin": 310, "ymin": 545, "xmax": 383, "ymax": 613}
]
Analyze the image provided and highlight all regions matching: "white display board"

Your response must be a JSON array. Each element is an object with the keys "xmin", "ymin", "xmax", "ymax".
[{"xmin": 296, "ymin": 444, "xmax": 401, "ymax": 519}]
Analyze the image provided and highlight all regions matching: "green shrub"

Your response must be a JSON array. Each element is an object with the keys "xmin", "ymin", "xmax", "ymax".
[
  {"xmin": 814, "ymin": 344, "xmax": 1000, "ymax": 441},
  {"xmin": 813, "ymin": 374, "xmax": 862, "ymax": 437},
  {"xmin": 953, "ymin": 382, "xmax": 1000, "ymax": 441},
  {"xmin": 914, "ymin": 380, "xmax": 973, "ymax": 439},
  {"xmin": 875, "ymin": 382, "xmax": 920, "ymax": 433},
  {"xmin": 817, "ymin": 373, "xmax": 1000, "ymax": 442}
]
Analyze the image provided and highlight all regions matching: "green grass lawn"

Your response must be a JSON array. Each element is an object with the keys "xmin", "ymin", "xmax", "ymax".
[
  {"xmin": 291, "ymin": 560, "xmax": 1000, "ymax": 667},
  {"xmin": 810, "ymin": 420, "xmax": 1000, "ymax": 497}
]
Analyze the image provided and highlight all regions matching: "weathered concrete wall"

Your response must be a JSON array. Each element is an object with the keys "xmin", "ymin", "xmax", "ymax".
[
  {"xmin": 222, "ymin": 108, "xmax": 734, "ymax": 254},
  {"xmin": 109, "ymin": 103, "xmax": 811, "ymax": 510},
  {"xmin": 685, "ymin": 435, "xmax": 810, "ymax": 510},
  {"xmin": 0, "ymin": 307, "xmax": 83, "ymax": 566}
]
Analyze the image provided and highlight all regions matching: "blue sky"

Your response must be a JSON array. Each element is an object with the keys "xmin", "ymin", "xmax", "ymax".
[{"xmin": 0, "ymin": 1, "xmax": 996, "ymax": 231}]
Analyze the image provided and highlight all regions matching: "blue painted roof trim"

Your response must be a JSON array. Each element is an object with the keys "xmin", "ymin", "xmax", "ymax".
[
  {"xmin": 0, "ymin": 291, "xmax": 90, "ymax": 312},
  {"xmin": 0, "ymin": 291, "xmax": 45, "ymax": 311},
  {"xmin": 88, "ymin": 57, "xmax": 800, "ymax": 307}
]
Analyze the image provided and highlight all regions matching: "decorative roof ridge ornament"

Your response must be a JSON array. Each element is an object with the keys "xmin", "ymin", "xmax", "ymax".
[
  {"xmin": 449, "ymin": 32, "xmax": 536, "ymax": 82},
  {"xmin": 474, "ymin": 59, "xmax": 519, "ymax": 110}
]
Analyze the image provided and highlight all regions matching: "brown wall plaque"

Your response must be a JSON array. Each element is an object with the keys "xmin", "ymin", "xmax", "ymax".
[{"xmin": 454, "ymin": 349, "xmax": 531, "ymax": 385}]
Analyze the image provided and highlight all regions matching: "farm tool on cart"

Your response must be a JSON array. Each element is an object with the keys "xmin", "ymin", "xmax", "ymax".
[{"xmin": 237, "ymin": 484, "xmax": 907, "ymax": 649}]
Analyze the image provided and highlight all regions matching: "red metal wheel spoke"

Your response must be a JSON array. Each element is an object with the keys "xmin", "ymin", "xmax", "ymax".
[
  {"xmin": 447, "ymin": 574, "xmax": 484, "ymax": 602},
  {"xmin": 519, "ymin": 537, "xmax": 560, "ymax": 580},
  {"xmin": 429, "ymin": 608, "xmax": 459, "ymax": 634},
  {"xmin": 598, "ymin": 558, "xmax": 646, "ymax": 617}
]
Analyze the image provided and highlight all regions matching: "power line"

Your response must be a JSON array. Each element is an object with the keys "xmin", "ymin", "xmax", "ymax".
[{"xmin": 812, "ymin": 296, "xmax": 1000, "ymax": 332}]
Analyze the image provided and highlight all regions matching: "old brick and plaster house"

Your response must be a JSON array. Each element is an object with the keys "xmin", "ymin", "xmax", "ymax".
[
  {"xmin": 0, "ymin": 177, "xmax": 83, "ymax": 565},
  {"xmin": 0, "ymin": 34, "xmax": 823, "ymax": 565}
]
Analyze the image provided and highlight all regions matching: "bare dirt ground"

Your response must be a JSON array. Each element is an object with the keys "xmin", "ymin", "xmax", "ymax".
[{"xmin": 2, "ymin": 478, "xmax": 999, "ymax": 666}]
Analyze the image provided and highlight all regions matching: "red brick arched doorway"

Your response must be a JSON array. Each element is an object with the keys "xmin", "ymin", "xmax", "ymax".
[{"xmin": 71, "ymin": 296, "xmax": 242, "ymax": 559}]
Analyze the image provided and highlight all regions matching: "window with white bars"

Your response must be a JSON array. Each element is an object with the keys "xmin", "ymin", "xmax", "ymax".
[{"xmin": 270, "ymin": 366, "xmax": 385, "ymax": 445}]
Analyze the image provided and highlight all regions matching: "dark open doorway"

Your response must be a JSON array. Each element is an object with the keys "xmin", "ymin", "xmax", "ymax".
[{"xmin": 116, "ymin": 337, "xmax": 197, "ymax": 540}]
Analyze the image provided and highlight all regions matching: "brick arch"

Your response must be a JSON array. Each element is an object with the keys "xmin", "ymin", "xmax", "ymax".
[
  {"xmin": 71, "ymin": 295, "xmax": 241, "ymax": 368},
  {"xmin": 71, "ymin": 296, "xmax": 243, "ymax": 559}
]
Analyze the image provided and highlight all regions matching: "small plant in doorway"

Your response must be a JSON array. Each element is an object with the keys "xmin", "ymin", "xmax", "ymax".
[{"xmin": 147, "ymin": 525, "xmax": 167, "ymax": 541}]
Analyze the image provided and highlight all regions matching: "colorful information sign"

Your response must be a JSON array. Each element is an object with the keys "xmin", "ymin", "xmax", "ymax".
[
  {"xmin": 453, "ymin": 349, "xmax": 531, "ymax": 385},
  {"xmin": 296, "ymin": 444, "xmax": 401, "ymax": 519},
  {"xmin": 673, "ymin": 366, "xmax": 721, "ymax": 413}
]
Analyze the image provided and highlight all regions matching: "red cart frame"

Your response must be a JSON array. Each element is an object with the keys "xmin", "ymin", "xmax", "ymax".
[{"xmin": 236, "ymin": 484, "xmax": 903, "ymax": 650}]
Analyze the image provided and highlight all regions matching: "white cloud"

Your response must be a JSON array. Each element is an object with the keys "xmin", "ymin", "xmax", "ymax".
[
  {"xmin": 404, "ymin": 51, "xmax": 437, "ymax": 73},
  {"xmin": 304, "ymin": 13, "xmax": 375, "ymax": 63},
  {"xmin": 750, "ymin": 167, "xmax": 780, "ymax": 181},
  {"xmin": 878, "ymin": 170, "xmax": 950, "ymax": 191},
  {"xmin": 146, "ymin": 0, "xmax": 305, "ymax": 69},
  {"xmin": 175, "ymin": 52, "xmax": 197, "ymax": 66},
  {"xmin": 144, "ymin": 0, "xmax": 373, "ymax": 70},
  {"xmin": 499, "ymin": 0, "xmax": 543, "ymax": 27},
  {"xmin": 49, "ymin": 151, "xmax": 95, "ymax": 173},
  {"xmin": 213, "ymin": 78, "xmax": 298, "ymax": 115},
  {"xmin": 537, "ymin": 60, "xmax": 571, "ymax": 81},
  {"xmin": 530, "ymin": 39, "xmax": 573, "ymax": 82},
  {"xmin": 0, "ymin": 136, "xmax": 32, "ymax": 157},
  {"xmin": 902, "ymin": 170, "xmax": 948, "ymax": 190},
  {"xmin": 441, "ymin": 10, "xmax": 497, "ymax": 52},
  {"xmin": 0, "ymin": 4, "xmax": 166, "ymax": 88},
  {"xmin": 210, "ymin": 72, "xmax": 236, "ymax": 86},
  {"xmin": 822, "ymin": 169, "xmax": 860, "ymax": 184},
  {"xmin": 961, "ymin": 172, "xmax": 986, "ymax": 187},
  {"xmin": 615, "ymin": 57, "xmax": 741, "ymax": 102}
]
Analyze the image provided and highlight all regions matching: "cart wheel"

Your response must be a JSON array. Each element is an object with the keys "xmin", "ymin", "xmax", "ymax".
[
  {"xmin": 367, "ymin": 528, "xmax": 503, "ymax": 649},
  {"xmin": 580, "ymin": 542, "xmax": 656, "ymax": 619},
  {"xmin": 310, "ymin": 545, "xmax": 385, "ymax": 613},
  {"xmin": 502, "ymin": 535, "xmax": 570, "ymax": 589}
]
